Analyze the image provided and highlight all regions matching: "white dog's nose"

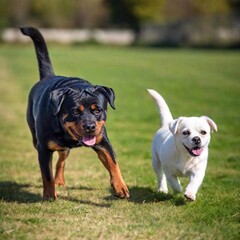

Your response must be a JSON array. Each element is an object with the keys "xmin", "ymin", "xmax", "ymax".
[{"xmin": 192, "ymin": 136, "xmax": 201, "ymax": 145}]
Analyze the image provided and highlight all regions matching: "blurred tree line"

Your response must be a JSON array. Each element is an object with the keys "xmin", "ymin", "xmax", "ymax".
[{"xmin": 0, "ymin": 0, "xmax": 239, "ymax": 30}]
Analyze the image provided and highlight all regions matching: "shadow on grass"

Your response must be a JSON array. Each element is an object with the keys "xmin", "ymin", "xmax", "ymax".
[
  {"xmin": 66, "ymin": 185, "xmax": 95, "ymax": 191},
  {"xmin": 130, "ymin": 186, "xmax": 187, "ymax": 206},
  {"xmin": 129, "ymin": 186, "xmax": 187, "ymax": 206},
  {"xmin": 128, "ymin": 186, "xmax": 172, "ymax": 203},
  {"xmin": 60, "ymin": 196, "xmax": 111, "ymax": 208},
  {"xmin": 106, "ymin": 186, "xmax": 187, "ymax": 206},
  {"xmin": 57, "ymin": 184, "xmax": 111, "ymax": 207},
  {"xmin": 0, "ymin": 181, "xmax": 42, "ymax": 203},
  {"xmin": 0, "ymin": 181, "xmax": 111, "ymax": 207},
  {"xmin": 0, "ymin": 182, "xmax": 186, "ymax": 207}
]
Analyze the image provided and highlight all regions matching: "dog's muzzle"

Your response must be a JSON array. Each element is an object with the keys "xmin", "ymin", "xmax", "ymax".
[
  {"xmin": 82, "ymin": 121, "xmax": 97, "ymax": 146},
  {"xmin": 183, "ymin": 144, "xmax": 204, "ymax": 157}
]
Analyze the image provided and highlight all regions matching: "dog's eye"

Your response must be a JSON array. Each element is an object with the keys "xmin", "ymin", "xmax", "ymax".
[
  {"xmin": 93, "ymin": 108, "xmax": 102, "ymax": 115},
  {"xmin": 182, "ymin": 130, "xmax": 190, "ymax": 136},
  {"xmin": 71, "ymin": 108, "xmax": 81, "ymax": 116},
  {"xmin": 201, "ymin": 130, "xmax": 207, "ymax": 135}
]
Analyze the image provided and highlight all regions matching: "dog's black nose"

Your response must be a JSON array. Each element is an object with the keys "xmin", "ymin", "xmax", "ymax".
[
  {"xmin": 83, "ymin": 122, "xmax": 96, "ymax": 133},
  {"xmin": 192, "ymin": 136, "xmax": 201, "ymax": 145}
]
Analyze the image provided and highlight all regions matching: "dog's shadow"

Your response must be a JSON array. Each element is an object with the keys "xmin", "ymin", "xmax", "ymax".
[
  {"xmin": 106, "ymin": 186, "xmax": 187, "ymax": 206},
  {"xmin": 0, "ymin": 181, "xmax": 42, "ymax": 203},
  {"xmin": 0, "ymin": 181, "xmax": 111, "ymax": 208},
  {"xmin": 0, "ymin": 181, "xmax": 186, "ymax": 206}
]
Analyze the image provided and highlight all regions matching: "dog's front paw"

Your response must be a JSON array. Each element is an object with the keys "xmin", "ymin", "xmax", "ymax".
[
  {"xmin": 43, "ymin": 189, "xmax": 57, "ymax": 200},
  {"xmin": 111, "ymin": 179, "xmax": 130, "ymax": 199},
  {"xmin": 55, "ymin": 176, "xmax": 65, "ymax": 186},
  {"xmin": 184, "ymin": 191, "xmax": 196, "ymax": 201},
  {"xmin": 158, "ymin": 187, "xmax": 168, "ymax": 194}
]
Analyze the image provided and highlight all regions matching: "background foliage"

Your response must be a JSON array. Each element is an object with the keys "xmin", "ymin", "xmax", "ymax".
[{"xmin": 0, "ymin": 0, "xmax": 239, "ymax": 29}]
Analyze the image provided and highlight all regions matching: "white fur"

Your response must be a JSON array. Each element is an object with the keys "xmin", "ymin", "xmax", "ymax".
[{"xmin": 148, "ymin": 89, "xmax": 217, "ymax": 201}]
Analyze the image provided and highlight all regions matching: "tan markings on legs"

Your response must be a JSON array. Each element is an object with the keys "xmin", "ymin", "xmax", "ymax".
[
  {"xmin": 96, "ymin": 148, "xmax": 129, "ymax": 198},
  {"xmin": 55, "ymin": 149, "xmax": 70, "ymax": 186}
]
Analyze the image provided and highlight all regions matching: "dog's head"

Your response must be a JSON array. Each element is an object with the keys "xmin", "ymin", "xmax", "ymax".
[
  {"xmin": 50, "ymin": 85, "xmax": 115, "ymax": 146},
  {"xmin": 169, "ymin": 116, "xmax": 217, "ymax": 157}
]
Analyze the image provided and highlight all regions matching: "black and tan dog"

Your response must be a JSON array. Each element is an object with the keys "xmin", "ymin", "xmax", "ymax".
[{"xmin": 20, "ymin": 27, "xmax": 129, "ymax": 199}]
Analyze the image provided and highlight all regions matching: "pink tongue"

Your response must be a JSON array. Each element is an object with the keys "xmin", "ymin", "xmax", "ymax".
[
  {"xmin": 192, "ymin": 148, "xmax": 203, "ymax": 156},
  {"xmin": 82, "ymin": 136, "xmax": 96, "ymax": 146}
]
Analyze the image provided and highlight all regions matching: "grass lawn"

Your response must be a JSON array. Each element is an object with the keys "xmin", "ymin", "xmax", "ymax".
[{"xmin": 0, "ymin": 44, "xmax": 239, "ymax": 239}]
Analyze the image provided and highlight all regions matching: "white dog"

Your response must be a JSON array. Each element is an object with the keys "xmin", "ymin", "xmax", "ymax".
[{"xmin": 148, "ymin": 89, "xmax": 217, "ymax": 201}]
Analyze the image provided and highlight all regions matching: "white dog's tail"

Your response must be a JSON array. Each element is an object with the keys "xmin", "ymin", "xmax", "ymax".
[{"xmin": 147, "ymin": 89, "xmax": 173, "ymax": 127}]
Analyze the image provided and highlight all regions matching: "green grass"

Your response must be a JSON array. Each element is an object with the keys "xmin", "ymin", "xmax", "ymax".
[{"xmin": 0, "ymin": 44, "xmax": 239, "ymax": 239}]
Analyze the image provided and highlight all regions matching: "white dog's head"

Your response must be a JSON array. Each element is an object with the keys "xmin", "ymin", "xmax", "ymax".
[{"xmin": 169, "ymin": 116, "xmax": 217, "ymax": 157}]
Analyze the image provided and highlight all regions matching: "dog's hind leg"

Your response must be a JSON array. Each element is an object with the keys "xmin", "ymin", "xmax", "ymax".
[
  {"xmin": 55, "ymin": 149, "xmax": 70, "ymax": 186},
  {"xmin": 152, "ymin": 153, "xmax": 168, "ymax": 193}
]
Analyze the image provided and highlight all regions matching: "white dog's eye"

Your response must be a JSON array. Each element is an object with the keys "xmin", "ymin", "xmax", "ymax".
[
  {"xmin": 200, "ymin": 130, "xmax": 207, "ymax": 135},
  {"xmin": 182, "ymin": 130, "xmax": 190, "ymax": 136}
]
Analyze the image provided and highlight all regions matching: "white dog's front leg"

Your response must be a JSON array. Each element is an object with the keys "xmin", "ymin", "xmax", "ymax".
[
  {"xmin": 184, "ymin": 171, "xmax": 205, "ymax": 201},
  {"xmin": 166, "ymin": 174, "xmax": 182, "ymax": 193}
]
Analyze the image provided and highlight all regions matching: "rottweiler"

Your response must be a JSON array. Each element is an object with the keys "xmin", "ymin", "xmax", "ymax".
[{"xmin": 20, "ymin": 27, "xmax": 129, "ymax": 199}]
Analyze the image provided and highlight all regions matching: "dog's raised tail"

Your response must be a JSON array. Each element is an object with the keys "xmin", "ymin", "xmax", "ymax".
[
  {"xmin": 20, "ymin": 27, "xmax": 55, "ymax": 80},
  {"xmin": 147, "ymin": 89, "xmax": 173, "ymax": 126}
]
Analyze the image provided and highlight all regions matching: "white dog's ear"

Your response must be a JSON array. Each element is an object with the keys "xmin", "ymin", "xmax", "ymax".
[
  {"xmin": 169, "ymin": 117, "xmax": 184, "ymax": 134},
  {"xmin": 201, "ymin": 116, "xmax": 217, "ymax": 132}
]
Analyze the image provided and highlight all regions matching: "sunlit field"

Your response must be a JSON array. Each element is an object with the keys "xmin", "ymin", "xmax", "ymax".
[{"xmin": 0, "ymin": 44, "xmax": 239, "ymax": 239}]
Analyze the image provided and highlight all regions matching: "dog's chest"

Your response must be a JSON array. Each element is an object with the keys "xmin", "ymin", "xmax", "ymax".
[{"xmin": 175, "ymin": 157, "xmax": 201, "ymax": 176}]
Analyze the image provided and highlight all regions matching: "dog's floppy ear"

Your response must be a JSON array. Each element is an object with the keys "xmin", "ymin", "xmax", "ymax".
[
  {"xmin": 94, "ymin": 86, "xmax": 115, "ymax": 109},
  {"xmin": 50, "ymin": 88, "xmax": 71, "ymax": 115},
  {"xmin": 201, "ymin": 116, "xmax": 217, "ymax": 132},
  {"xmin": 50, "ymin": 88, "xmax": 79, "ymax": 115},
  {"xmin": 169, "ymin": 117, "xmax": 184, "ymax": 134},
  {"xmin": 50, "ymin": 88, "xmax": 78, "ymax": 115}
]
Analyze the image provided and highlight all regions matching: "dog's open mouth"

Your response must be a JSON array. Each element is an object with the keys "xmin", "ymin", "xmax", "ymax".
[
  {"xmin": 69, "ymin": 127, "xmax": 96, "ymax": 146},
  {"xmin": 82, "ymin": 135, "xmax": 96, "ymax": 146},
  {"xmin": 184, "ymin": 145, "xmax": 203, "ymax": 157}
]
